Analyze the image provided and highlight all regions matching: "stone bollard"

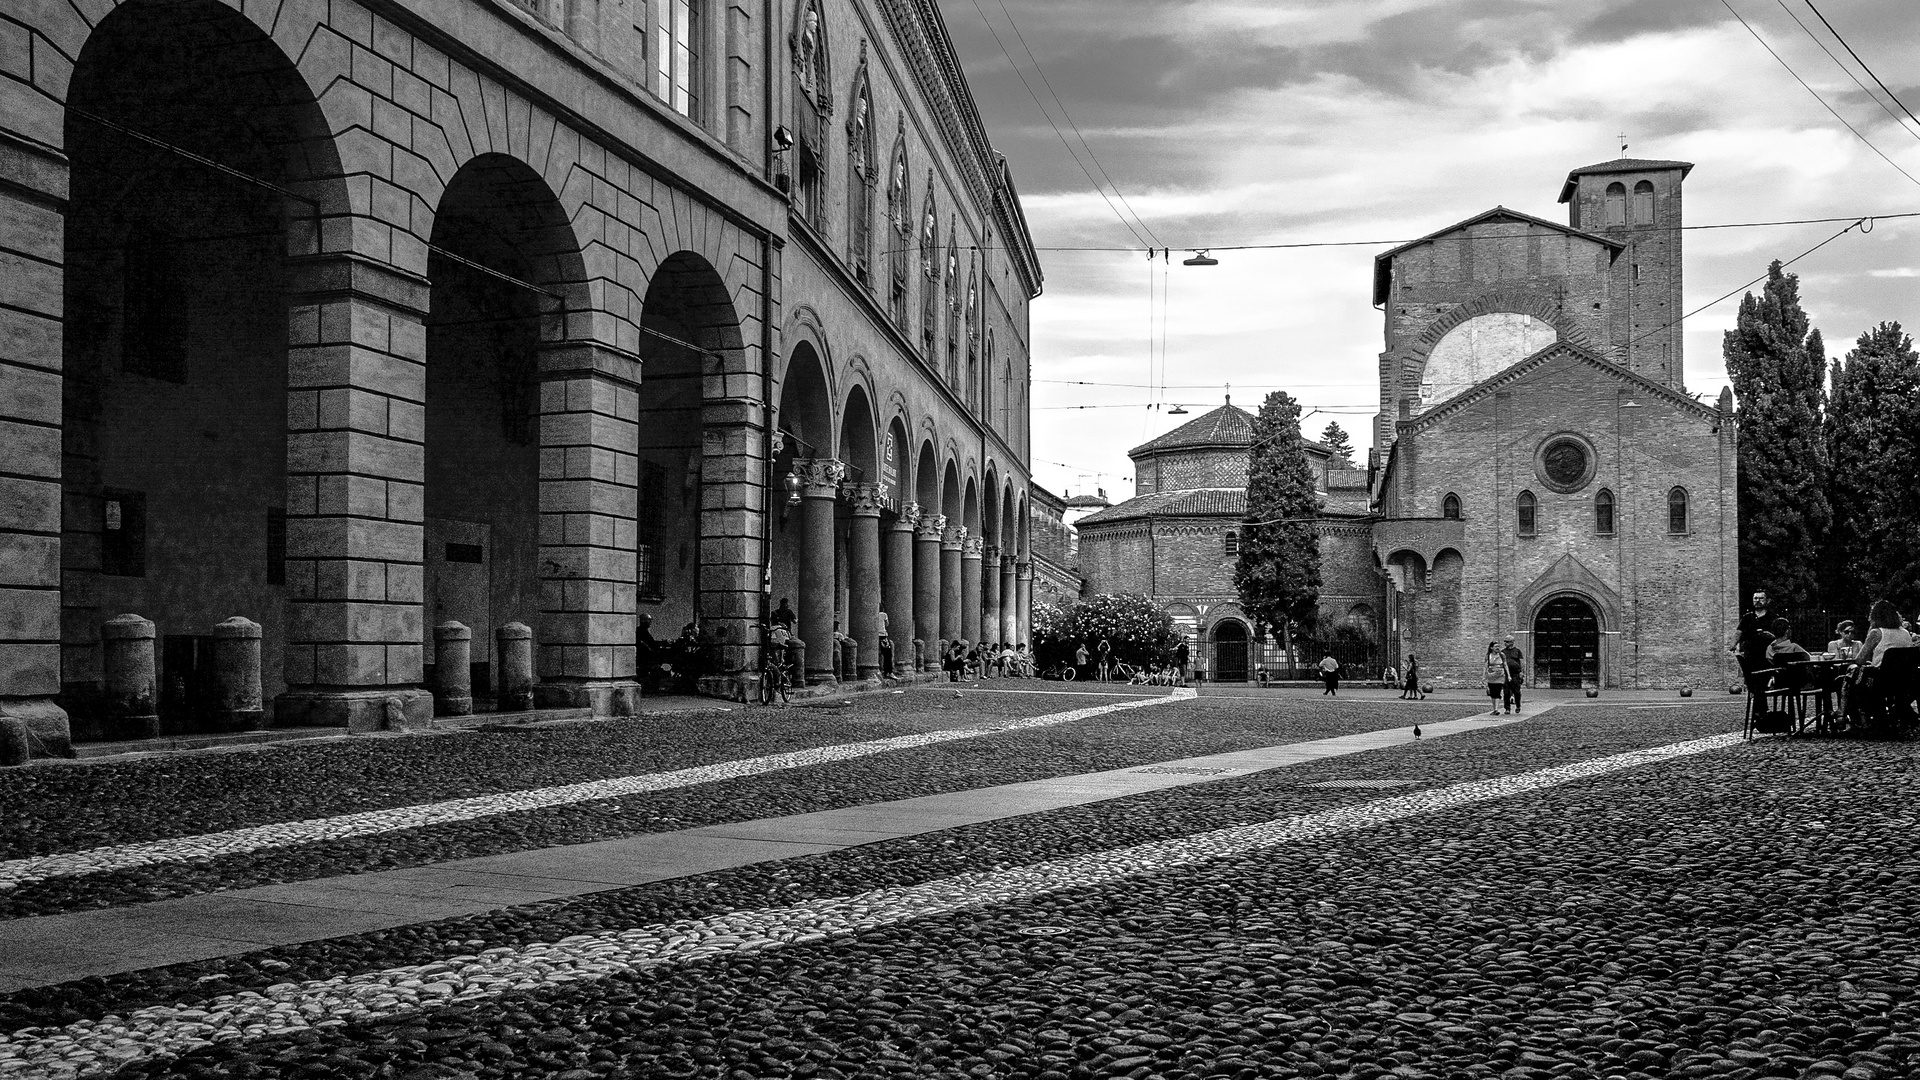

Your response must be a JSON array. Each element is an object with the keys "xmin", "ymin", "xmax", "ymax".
[
  {"xmin": 837, "ymin": 635, "xmax": 856, "ymax": 681},
  {"xmin": 0, "ymin": 718, "xmax": 28, "ymax": 766},
  {"xmin": 433, "ymin": 622, "xmax": 474, "ymax": 716},
  {"xmin": 497, "ymin": 622, "xmax": 534, "ymax": 713},
  {"xmin": 101, "ymin": 613, "xmax": 159, "ymax": 739},
  {"xmin": 786, "ymin": 635, "xmax": 807, "ymax": 684},
  {"xmin": 209, "ymin": 616, "xmax": 264, "ymax": 732},
  {"xmin": 913, "ymin": 638, "xmax": 926, "ymax": 673}
]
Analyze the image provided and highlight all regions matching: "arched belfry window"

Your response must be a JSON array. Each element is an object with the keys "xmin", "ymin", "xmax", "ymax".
[
  {"xmin": 790, "ymin": 0, "xmax": 830, "ymax": 228},
  {"xmin": 1441, "ymin": 493, "xmax": 1461, "ymax": 520},
  {"xmin": 886, "ymin": 135, "xmax": 909, "ymax": 327},
  {"xmin": 1605, "ymin": 182, "xmax": 1627, "ymax": 226},
  {"xmin": 1632, "ymin": 180, "xmax": 1654, "ymax": 226},
  {"xmin": 1668, "ymin": 487, "xmax": 1689, "ymax": 534},
  {"xmin": 652, "ymin": 0, "xmax": 705, "ymax": 120},
  {"xmin": 945, "ymin": 224, "xmax": 961, "ymax": 386},
  {"xmin": 846, "ymin": 60, "xmax": 875, "ymax": 285},
  {"xmin": 1517, "ymin": 490, "xmax": 1537, "ymax": 536},
  {"xmin": 919, "ymin": 183, "xmax": 937, "ymax": 355},
  {"xmin": 1594, "ymin": 488, "xmax": 1615, "ymax": 534}
]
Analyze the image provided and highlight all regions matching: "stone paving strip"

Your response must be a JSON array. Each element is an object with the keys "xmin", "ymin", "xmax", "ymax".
[
  {"xmin": 0, "ymin": 690, "xmax": 1193, "ymax": 892},
  {"xmin": 0, "ymin": 729, "xmax": 1745, "ymax": 1079},
  {"xmin": 0, "ymin": 706, "xmax": 1530, "ymax": 992}
]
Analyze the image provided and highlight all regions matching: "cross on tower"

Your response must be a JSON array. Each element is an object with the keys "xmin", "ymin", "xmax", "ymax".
[{"xmin": 1619, "ymin": 132, "xmax": 1630, "ymax": 157}]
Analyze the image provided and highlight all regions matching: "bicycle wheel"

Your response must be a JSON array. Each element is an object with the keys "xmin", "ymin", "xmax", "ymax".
[{"xmin": 1060, "ymin": 665, "xmax": 1076, "ymax": 681}]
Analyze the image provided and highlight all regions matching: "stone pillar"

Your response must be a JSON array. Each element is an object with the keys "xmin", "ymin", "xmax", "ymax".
[
  {"xmin": 794, "ymin": 458, "xmax": 844, "ymax": 685},
  {"xmin": 697, "ymin": 350, "xmax": 771, "ymax": 696},
  {"xmin": 847, "ymin": 484, "xmax": 884, "ymax": 681},
  {"xmin": 497, "ymin": 622, "xmax": 534, "ymax": 712},
  {"xmin": 278, "ymin": 255, "xmax": 432, "ymax": 733},
  {"xmin": 432, "ymin": 622, "xmax": 474, "ymax": 716},
  {"xmin": 941, "ymin": 524, "xmax": 965, "ymax": 645},
  {"xmin": 961, "ymin": 536, "xmax": 984, "ymax": 647},
  {"xmin": 2, "ymin": 131, "xmax": 68, "ymax": 757},
  {"xmin": 884, "ymin": 506, "xmax": 918, "ymax": 678},
  {"xmin": 1016, "ymin": 560, "xmax": 1033, "ymax": 647},
  {"xmin": 101, "ymin": 614, "xmax": 159, "ymax": 739},
  {"xmin": 210, "ymin": 616, "xmax": 264, "ymax": 732},
  {"xmin": 914, "ymin": 512, "xmax": 944, "ymax": 670},
  {"xmin": 1000, "ymin": 555, "xmax": 1018, "ymax": 647},
  {"xmin": 534, "ymin": 341, "xmax": 643, "ymax": 716},
  {"xmin": 981, "ymin": 546, "xmax": 1002, "ymax": 648}
]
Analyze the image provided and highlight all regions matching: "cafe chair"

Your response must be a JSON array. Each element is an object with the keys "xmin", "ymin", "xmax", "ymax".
[
  {"xmin": 1862, "ymin": 647, "xmax": 1920, "ymax": 740},
  {"xmin": 1739, "ymin": 656, "xmax": 1797, "ymax": 739}
]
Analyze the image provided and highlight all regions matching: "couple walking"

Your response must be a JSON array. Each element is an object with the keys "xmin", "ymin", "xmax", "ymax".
[{"xmin": 1483, "ymin": 634, "xmax": 1525, "ymax": 714}]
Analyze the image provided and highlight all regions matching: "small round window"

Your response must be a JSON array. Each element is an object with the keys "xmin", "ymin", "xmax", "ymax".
[{"xmin": 1536, "ymin": 435, "xmax": 1595, "ymax": 493}]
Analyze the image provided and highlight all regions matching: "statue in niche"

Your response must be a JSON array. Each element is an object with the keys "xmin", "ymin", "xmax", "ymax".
[{"xmin": 795, "ymin": 6, "xmax": 821, "ymax": 96}]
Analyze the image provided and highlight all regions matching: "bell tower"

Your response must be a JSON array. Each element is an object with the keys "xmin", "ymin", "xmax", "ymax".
[{"xmin": 1558, "ymin": 157, "xmax": 1692, "ymax": 388}]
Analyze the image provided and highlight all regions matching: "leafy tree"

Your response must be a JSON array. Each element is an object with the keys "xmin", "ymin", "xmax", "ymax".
[
  {"xmin": 1825, "ymin": 321, "xmax": 1920, "ymax": 617},
  {"xmin": 1319, "ymin": 421, "xmax": 1355, "ymax": 464},
  {"xmin": 1723, "ymin": 261, "xmax": 1830, "ymax": 610},
  {"xmin": 1031, "ymin": 594, "xmax": 1180, "ymax": 668},
  {"xmin": 1236, "ymin": 390, "xmax": 1322, "ymax": 638}
]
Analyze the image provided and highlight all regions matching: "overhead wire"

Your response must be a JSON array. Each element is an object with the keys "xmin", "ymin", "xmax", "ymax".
[
  {"xmin": 1719, "ymin": 0, "xmax": 1920, "ymax": 189},
  {"xmin": 1771, "ymin": 0, "xmax": 1920, "ymax": 143},
  {"xmin": 1624, "ymin": 215, "xmax": 1870, "ymax": 348},
  {"xmin": 1800, "ymin": 0, "xmax": 1920, "ymax": 137}
]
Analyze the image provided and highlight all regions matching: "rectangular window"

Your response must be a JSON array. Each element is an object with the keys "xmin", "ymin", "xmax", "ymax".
[
  {"xmin": 266, "ymin": 506, "xmax": 287, "ymax": 585},
  {"xmin": 637, "ymin": 460, "xmax": 668, "ymax": 600},
  {"xmin": 123, "ymin": 234, "xmax": 187, "ymax": 382},
  {"xmin": 102, "ymin": 491, "xmax": 147, "ymax": 577},
  {"xmin": 653, "ymin": 0, "xmax": 700, "ymax": 120}
]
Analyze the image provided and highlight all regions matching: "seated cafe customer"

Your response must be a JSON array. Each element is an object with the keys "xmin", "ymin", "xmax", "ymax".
[
  {"xmin": 1765, "ymin": 619, "xmax": 1812, "ymax": 666},
  {"xmin": 1828, "ymin": 620, "xmax": 1860, "ymax": 660},
  {"xmin": 1856, "ymin": 600, "xmax": 1915, "ymax": 674}
]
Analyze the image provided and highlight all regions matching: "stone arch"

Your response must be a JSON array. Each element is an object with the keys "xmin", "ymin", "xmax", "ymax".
[
  {"xmin": 1408, "ymin": 288, "xmax": 1596, "ymax": 359},
  {"xmin": 839, "ymin": 384, "xmax": 879, "ymax": 483},
  {"xmin": 882, "ymin": 415, "xmax": 911, "ymax": 507},
  {"xmin": 776, "ymin": 340, "xmax": 834, "ymax": 459},
  {"xmin": 942, "ymin": 458, "xmax": 963, "ymax": 524},
  {"xmin": 58, "ymin": 0, "xmax": 355, "ymax": 738}
]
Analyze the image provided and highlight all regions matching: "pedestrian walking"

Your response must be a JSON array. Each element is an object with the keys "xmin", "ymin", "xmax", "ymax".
[
  {"xmin": 1484, "ymin": 641, "xmax": 1505, "ymax": 715},
  {"xmin": 1318, "ymin": 653, "xmax": 1341, "ymax": 695},
  {"xmin": 1174, "ymin": 638, "xmax": 1191, "ymax": 687},
  {"xmin": 1501, "ymin": 634, "xmax": 1524, "ymax": 713},
  {"xmin": 1401, "ymin": 655, "xmax": 1423, "ymax": 700}
]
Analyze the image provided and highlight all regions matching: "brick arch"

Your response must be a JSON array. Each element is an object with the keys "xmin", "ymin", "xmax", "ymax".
[{"xmin": 1407, "ymin": 288, "xmax": 1595, "ymax": 359}]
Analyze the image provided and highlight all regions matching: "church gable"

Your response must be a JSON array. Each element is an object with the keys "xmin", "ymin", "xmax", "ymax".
[{"xmin": 1404, "ymin": 340, "xmax": 1718, "ymax": 438}]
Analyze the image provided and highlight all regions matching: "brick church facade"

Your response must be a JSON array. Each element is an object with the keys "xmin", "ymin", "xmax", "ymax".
[
  {"xmin": 0, "ymin": 0, "xmax": 1040, "ymax": 755},
  {"xmin": 1079, "ymin": 157, "xmax": 1739, "ymax": 691}
]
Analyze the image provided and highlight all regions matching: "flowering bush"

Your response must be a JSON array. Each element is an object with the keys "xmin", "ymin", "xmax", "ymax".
[{"xmin": 1033, "ymin": 593, "xmax": 1181, "ymax": 669}]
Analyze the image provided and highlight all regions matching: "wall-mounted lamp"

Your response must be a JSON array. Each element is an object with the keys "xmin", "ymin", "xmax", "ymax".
[
  {"xmin": 784, "ymin": 471, "xmax": 804, "ymax": 506},
  {"xmin": 772, "ymin": 126, "xmax": 795, "ymax": 152}
]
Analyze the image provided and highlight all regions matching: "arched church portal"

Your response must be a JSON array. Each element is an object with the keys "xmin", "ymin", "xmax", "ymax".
[
  {"xmin": 1532, "ymin": 595, "xmax": 1600, "ymax": 688},
  {"xmin": 1211, "ymin": 620, "xmax": 1250, "ymax": 683}
]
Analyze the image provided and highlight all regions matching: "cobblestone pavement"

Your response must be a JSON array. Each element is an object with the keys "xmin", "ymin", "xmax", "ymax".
[{"xmin": 4, "ymin": 689, "xmax": 1913, "ymax": 1080}]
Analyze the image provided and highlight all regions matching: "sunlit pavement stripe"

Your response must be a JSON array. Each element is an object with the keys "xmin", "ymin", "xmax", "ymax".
[
  {"xmin": 0, "ymin": 731, "xmax": 1743, "ymax": 1079},
  {"xmin": 0, "ymin": 690, "xmax": 1193, "ymax": 891}
]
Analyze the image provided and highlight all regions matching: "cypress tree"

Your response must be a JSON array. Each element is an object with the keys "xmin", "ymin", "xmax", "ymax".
[
  {"xmin": 1319, "ymin": 421, "xmax": 1355, "ymax": 464},
  {"xmin": 1825, "ymin": 321, "xmax": 1920, "ymax": 617},
  {"xmin": 1723, "ymin": 261, "xmax": 1830, "ymax": 610},
  {"xmin": 1236, "ymin": 391, "xmax": 1322, "ymax": 640}
]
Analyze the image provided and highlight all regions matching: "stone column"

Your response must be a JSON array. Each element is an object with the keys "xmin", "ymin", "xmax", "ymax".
[
  {"xmin": 210, "ymin": 616, "xmax": 264, "ymax": 732},
  {"xmin": 534, "ymin": 341, "xmax": 643, "ymax": 716},
  {"xmin": 1000, "ymin": 555, "xmax": 1018, "ymax": 647},
  {"xmin": 980, "ymin": 546, "xmax": 1001, "ymax": 648},
  {"xmin": 278, "ymin": 255, "xmax": 432, "ymax": 733},
  {"xmin": 1016, "ymin": 560, "xmax": 1033, "ymax": 647},
  {"xmin": 101, "ymin": 614, "xmax": 158, "ymax": 738},
  {"xmin": 432, "ymin": 621, "xmax": 473, "ymax": 716},
  {"xmin": 961, "ymin": 536, "xmax": 984, "ymax": 647},
  {"xmin": 794, "ymin": 458, "xmax": 845, "ymax": 684},
  {"xmin": 884, "ymin": 505, "xmax": 918, "ymax": 678},
  {"xmin": 940, "ymin": 524, "xmax": 965, "ymax": 645},
  {"xmin": 0, "ymin": 130, "xmax": 70, "ymax": 758},
  {"xmin": 496, "ymin": 622, "xmax": 534, "ymax": 712},
  {"xmin": 847, "ymin": 484, "xmax": 884, "ymax": 681},
  {"xmin": 914, "ymin": 512, "xmax": 944, "ymax": 669}
]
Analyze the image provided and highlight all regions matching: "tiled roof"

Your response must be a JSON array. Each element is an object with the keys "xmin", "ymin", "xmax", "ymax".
[
  {"xmin": 1558, "ymin": 158, "xmax": 1693, "ymax": 202},
  {"xmin": 1075, "ymin": 488, "xmax": 1247, "ymax": 526},
  {"xmin": 1063, "ymin": 494, "xmax": 1111, "ymax": 508},
  {"xmin": 1128, "ymin": 404, "xmax": 1254, "ymax": 457}
]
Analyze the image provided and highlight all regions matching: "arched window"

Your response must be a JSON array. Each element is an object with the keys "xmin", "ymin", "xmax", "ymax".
[
  {"xmin": 790, "ymin": 0, "xmax": 829, "ymax": 227},
  {"xmin": 966, "ymin": 267, "xmax": 980, "ymax": 411},
  {"xmin": 1517, "ymin": 490, "xmax": 1537, "ymax": 536},
  {"xmin": 919, "ymin": 183, "xmax": 937, "ymax": 355},
  {"xmin": 1441, "ymin": 493, "xmax": 1461, "ymax": 520},
  {"xmin": 886, "ymin": 138, "xmax": 909, "ymax": 327},
  {"xmin": 944, "ymin": 224, "xmax": 960, "ymax": 386},
  {"xmin": 1594, "ymin": 488, "xmax": 1615, "ymax": 534},
  {"xmin": 1604, "ymin": 182, "xmax": 1626, "ymax": 226},
  {"xmin": 845, "ymin": 65, "xmax": 875, "ymax": 285},
  {"xmin": 1668, "ymin": 487, "xmax": 1689, "ymax": 534},
  {"xmin": 652, "ymin": 0, "xmax": 705, "ymax": 120},
  {"xmin": 1002, "ymin": 358, "xmax": 1013, "ymax": 435},
  {"xmin": 1223, "ymin": 529, "xmax": 1241, "ymax": 556},
  {"xmin": 1632, "ymin": 180, "xmax": 1654, "ymax": 225},
  {"xmin": 982, "ymin": 329, "xmax": 994, "ymax": 418}
]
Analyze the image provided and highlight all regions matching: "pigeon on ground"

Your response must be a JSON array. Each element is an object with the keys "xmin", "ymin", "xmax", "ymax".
[{"xmin": 1412, "ymin": 724, "xmax": 1422, "ymax": 738}]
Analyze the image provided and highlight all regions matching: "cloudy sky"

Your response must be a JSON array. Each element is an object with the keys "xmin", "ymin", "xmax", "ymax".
[{"xmin": 934, "ymin": 0, "xmax": 1920, "ymax": 499}]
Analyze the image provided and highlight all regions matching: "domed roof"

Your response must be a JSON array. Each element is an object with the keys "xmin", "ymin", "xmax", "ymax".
[{"xmin": 1128, "ymin": 403, "xmax": 1253, "ymax": 459}]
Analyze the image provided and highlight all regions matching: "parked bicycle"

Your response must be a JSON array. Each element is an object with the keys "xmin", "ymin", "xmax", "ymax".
[
  {"xmin": 1041, "ymin": 661, "xmax": 1078, "ymax": 681},
  {"xmin": 759, "ymin": 651, "xmax": 793, "ymax": 706}
]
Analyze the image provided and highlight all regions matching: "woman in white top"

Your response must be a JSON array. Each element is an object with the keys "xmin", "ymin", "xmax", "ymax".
[{"xmin": 1860, "ymin": 600, "xmax": 1915, "ymax": 668}]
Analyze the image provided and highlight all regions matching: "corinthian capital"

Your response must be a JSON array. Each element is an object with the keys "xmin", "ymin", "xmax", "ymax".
[
  {"xmin": 791, "ymin": 457, "xmax": 846, "ymax": 496},
  {"xmin": 847, "ymin": 483, "xmax": 885, "ymax": 515},
  {"xmin": 963, "ymin": 536, "xmax": 984, "ymax": 558},
  {"xmin": 897, "ymin": 502, "xmax": 923, "ymax": 529}
]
